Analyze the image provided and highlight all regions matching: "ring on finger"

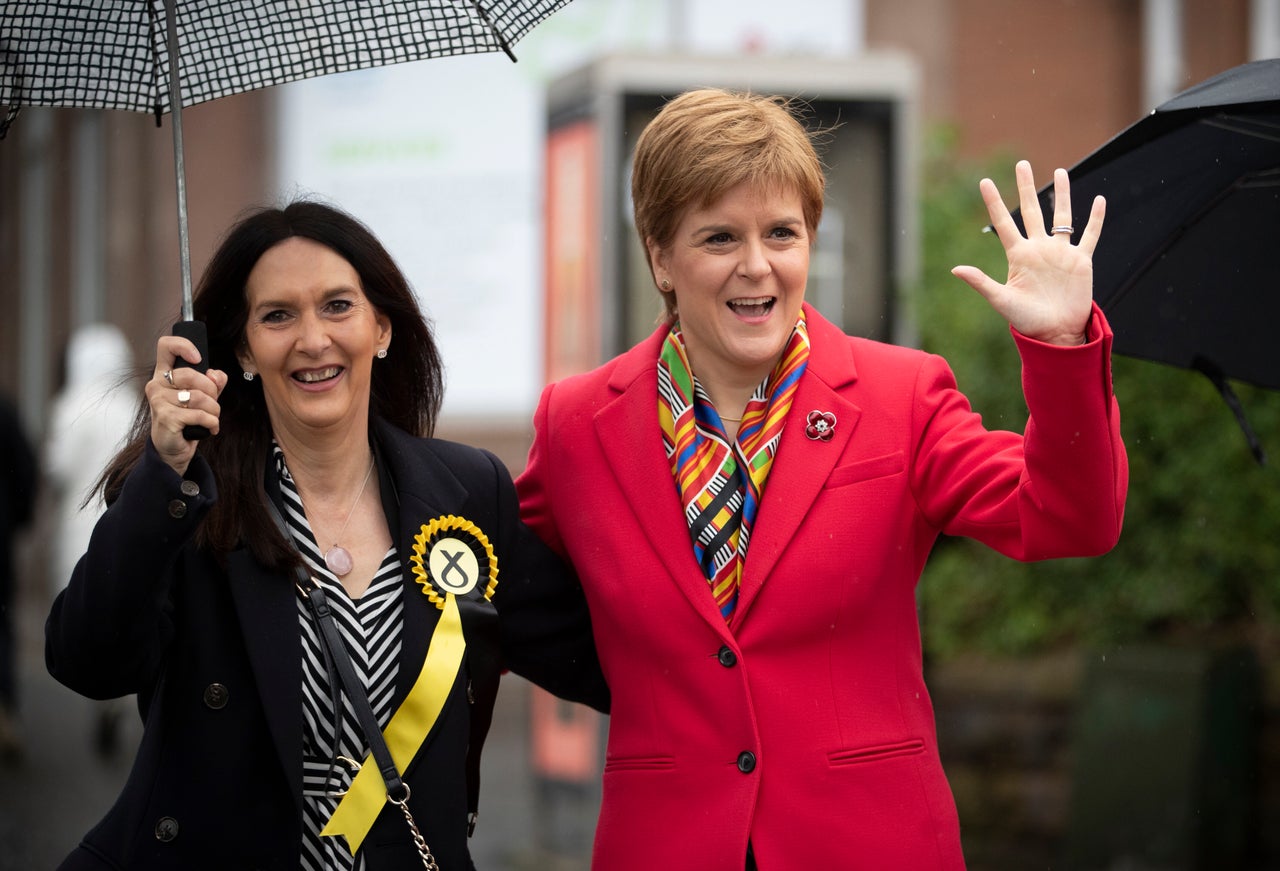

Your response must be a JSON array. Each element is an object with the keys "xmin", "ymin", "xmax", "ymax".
[
  {"xmin": 177, "ymin": 389, "xmax": 192, "ymax": 408},
  {"xmin": 1050, "ymin": 225, "xmax": 1074, "ymax": 236},
  {"xmin": 163, "ymin": 369, "xmax": 175, "ymax": 387}
]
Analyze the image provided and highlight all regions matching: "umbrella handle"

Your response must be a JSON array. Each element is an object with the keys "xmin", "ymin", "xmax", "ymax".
[{"xmin": 172, "ymin": 319, "xmax": 211, "ymax": 441}]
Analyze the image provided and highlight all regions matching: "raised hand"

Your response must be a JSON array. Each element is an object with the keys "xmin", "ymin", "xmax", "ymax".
[{"xmin": 951, "ymin": 160, "xmax": 1106, "ymax": 346}]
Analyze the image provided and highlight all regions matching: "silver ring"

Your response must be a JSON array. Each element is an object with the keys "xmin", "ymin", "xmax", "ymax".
[
  {"xmin": 177, "ymin": 389, "xmax": 192, "ymax": 408},
  {"xmin": 163, "ymin": 369, "xmax": 175, "ymax": 386},
  {"xmin": 1050, "ymin": 225, "xmax": 1074, "ymax": 236}
]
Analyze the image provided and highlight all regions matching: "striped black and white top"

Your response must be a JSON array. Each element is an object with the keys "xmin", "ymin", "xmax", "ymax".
[{"xmin": 275, "ymin": 447, "xmax": 404, "ymax": 871}]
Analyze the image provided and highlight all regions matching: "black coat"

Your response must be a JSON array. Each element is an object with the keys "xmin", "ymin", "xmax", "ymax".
[{"xmin": 46, "ymin": 419, "xmax": 608, "ymax": 870}]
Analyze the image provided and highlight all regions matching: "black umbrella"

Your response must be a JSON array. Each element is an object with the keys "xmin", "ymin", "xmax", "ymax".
[
  {"xmin": 1, "ymin": 0, "xmax": 569, "ymax": 432},
  {"xmin": 1013, "ymin": 58, "xmax": 1280, "ymax": 463}
]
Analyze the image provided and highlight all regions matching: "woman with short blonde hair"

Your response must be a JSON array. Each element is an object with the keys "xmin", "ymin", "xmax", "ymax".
[{"xmin": 518, "ymin": 86, "xmax": 1125, "ymax": 870}]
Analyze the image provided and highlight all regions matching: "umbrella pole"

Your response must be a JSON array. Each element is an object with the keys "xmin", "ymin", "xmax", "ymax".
[
  {"xmin": 163, "ymin": 0, "xmax": 210, "ymax": 441},
  {"xmin": 163, "ymin": 0, "xmax": 194, "ymax": 321}
]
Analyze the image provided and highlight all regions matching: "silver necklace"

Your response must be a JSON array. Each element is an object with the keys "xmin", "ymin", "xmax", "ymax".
[{"xmin": 320, "ymin": 458, "xmax": 375, "ymax": 577}]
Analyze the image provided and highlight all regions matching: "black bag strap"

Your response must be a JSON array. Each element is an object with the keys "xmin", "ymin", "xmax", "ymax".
[
  {"xmin": 263, "ymin": 486, "xmax": 407, "ymax": 801},
  {"xmin": 296, "ymin": 571, "xmax": 407, "ymax": 801},
  {"xmin": 261, "ymin": 486, "xmax": 403, "ymax": 802},
  {"xmin": 266, "ymin": 494, "xmax": 440, "ymax": 869}
]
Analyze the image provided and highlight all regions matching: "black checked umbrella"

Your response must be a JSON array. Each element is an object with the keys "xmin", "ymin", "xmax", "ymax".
[
  {"xmin": 1, "ymin": 0, "xmax": 570, "ymax": 430},
  {"xmin": 1011, "ymin": 59, "xmax": 1280, "ymax": 462}
]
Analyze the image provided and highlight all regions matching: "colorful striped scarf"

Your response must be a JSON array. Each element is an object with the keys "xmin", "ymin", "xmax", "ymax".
[{"xmin": 657, "ymin": 316, "xmax": 810, "ymax": 622}]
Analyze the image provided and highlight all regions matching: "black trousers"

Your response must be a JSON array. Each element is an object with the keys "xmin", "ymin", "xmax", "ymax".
[{"xmin": 746, "ymin": 843, "xmax": 757, "ymax": 871}]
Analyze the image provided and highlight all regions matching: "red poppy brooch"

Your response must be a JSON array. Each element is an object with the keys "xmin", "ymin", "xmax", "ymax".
[{"xmin": 805, "ymin": 410, "xmax": 837, "ymax": 441}]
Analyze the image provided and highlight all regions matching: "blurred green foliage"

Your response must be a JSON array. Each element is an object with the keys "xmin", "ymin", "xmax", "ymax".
[{"xmin": 914, "ymin": 128, "xmax": 1280, "ymax": 658}]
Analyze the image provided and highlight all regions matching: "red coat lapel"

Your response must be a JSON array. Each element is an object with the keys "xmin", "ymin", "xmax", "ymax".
[
  {"xmin": 593, "ymin": 329, "xmax": 735, "ymax": 637},
  {"xmin": 734, "ymin": 305, "xmax": 862, "ymax": 626}
]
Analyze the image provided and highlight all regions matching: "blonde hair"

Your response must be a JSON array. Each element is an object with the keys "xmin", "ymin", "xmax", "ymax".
[{"xmin": 631, "ymin": 88, "xmax": 826, "ymax": 318}]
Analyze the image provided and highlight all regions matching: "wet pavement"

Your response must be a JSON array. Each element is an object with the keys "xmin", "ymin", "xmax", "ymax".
[{"xmin": 0, "ymin": 545, "xmax": 599, "ymax": 871}]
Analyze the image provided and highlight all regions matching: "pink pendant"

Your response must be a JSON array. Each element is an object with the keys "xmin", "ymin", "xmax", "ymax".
[{"xmin": 324, "ymin": 545, "xmax": 354, "ymax": 577}]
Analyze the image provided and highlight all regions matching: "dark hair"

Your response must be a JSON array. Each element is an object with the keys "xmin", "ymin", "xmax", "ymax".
[{"xmin": 101, "ymin": 200, "xmax": 444, "ymax": 570}]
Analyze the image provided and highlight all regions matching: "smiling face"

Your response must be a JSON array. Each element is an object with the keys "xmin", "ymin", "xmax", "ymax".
[
  {"xmin": 649, "ymin": 181, "xmax": 810, "ymax": 392},
  {"xmin": 236, "ymin": 237, "xmax": 390, "ymax": 439}
]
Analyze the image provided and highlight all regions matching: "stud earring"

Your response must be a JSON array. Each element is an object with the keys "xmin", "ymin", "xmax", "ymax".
[
  {"xmin": 660, "ymin": 279, "xmax": 671, "ymax": 291},
  {"xmin": 243, "ymin": 371, "xmax": 255, "ymax": 381},
  {"xmin": 376, "ymin": 349, "xmax": 388, "ymax": 359}
]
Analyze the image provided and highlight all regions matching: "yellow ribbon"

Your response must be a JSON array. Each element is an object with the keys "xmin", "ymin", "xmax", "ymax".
[{"xmin": 320, "ymin": 593, "xmax": 467, "ymax": 856}]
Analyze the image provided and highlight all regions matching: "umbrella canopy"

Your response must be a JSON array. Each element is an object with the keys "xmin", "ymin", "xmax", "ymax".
[
  {"xmin": 1, "ymin": 0, "xmax": 563, "ymax": 121},
  {"xmin": 1013, "ymin": 59, "xmax": 1280, "ymax": 462}
]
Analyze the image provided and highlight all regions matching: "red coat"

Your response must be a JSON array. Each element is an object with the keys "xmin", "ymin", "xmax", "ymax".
[{"xmin": 516, "ymin": 303, "xmax": 1127, "ymax": 870}]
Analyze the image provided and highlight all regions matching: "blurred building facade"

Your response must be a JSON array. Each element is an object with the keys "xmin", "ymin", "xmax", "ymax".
[
  {"xmin": 868, "ymin": 0, "xmax": 1277, "ymax": 171},
  {"xmin": 1, "ymin": 0, "xmax": 1274, "ymax": 444}
]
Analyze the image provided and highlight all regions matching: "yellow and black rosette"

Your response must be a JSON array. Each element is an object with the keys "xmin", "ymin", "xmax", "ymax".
[{"xmin": 409, "ymin": 514, "xmax": 499, "ymax": 609}]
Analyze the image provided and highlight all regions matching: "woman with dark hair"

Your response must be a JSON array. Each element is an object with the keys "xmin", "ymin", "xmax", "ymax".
[
  {"xmin": 516, "ymin": 88, "xmax": 1127, "ymax": 869},
  {"xmin": 47, "ymin": 200, "xmax": 607, "ymax": 871}
]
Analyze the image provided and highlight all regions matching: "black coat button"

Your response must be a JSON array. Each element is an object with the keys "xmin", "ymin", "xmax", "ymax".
[
  {"xmin": 737, "ymin": 751, "xmax": 756, "ymax": 774},
  {"xmin": 167, "ymin": 499, "xmax": 187, "ymax": 519},
  {"xmin": 155, "ymin": 816, "xmax": 179, "ymax": 842},
  {"xmin": 717, "ymin": 645, "xmax": 737, "ymax": 667},
  {"xmin": 203, "ymin": 683, "xmax": 229, "ymax": 709},
  {"xmin": 180, "ymin": 480, "xmax": 200, "ymax": 497}
]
